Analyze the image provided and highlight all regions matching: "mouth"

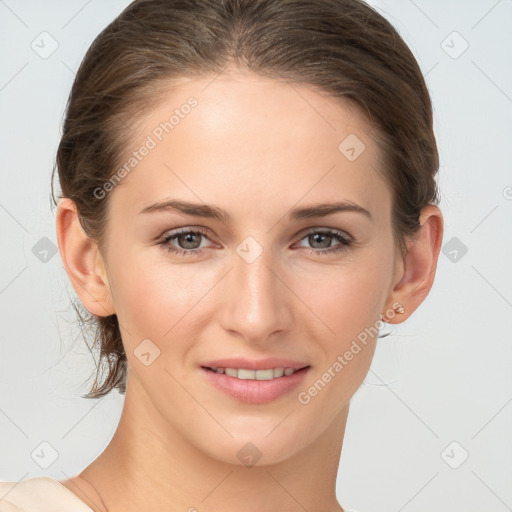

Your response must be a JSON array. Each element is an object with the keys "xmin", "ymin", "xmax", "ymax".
[
  {"xmin": 202, "ymin": 366, "xmax": 309, "ymax": 380},
  {"xmin": 200, "ymin": 363, "xmax": 311, "ymax": 404}
]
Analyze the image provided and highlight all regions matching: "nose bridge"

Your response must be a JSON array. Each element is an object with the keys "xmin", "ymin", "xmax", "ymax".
[{"xmin": 222, "ymin": 236, "xmax": 291, "ymax": 341}]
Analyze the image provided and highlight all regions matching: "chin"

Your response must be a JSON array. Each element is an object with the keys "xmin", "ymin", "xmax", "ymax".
[{"xmin": 193, "ymin": 426, "xmax": 310, "ymax": 468}]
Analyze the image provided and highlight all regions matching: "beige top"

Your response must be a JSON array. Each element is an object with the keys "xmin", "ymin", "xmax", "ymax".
[
  {"xmin": 0, "ymin": 476, "xmax": 362, "ymax": 511},
  {"xmin": 0, "ymin": 477, "xmax": 93, "ymax": 511}
]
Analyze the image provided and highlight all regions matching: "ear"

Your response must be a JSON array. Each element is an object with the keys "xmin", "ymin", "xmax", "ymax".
[
  {"xmin": 382, "ymin": 205, "xmax": 444, "ymax": 323},
  {"xmin": 56, "ymin": 198, "xmax": 115, "ymax": 317}
]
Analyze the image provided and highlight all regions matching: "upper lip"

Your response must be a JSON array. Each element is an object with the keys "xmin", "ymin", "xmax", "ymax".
[{"xmin": 201, "ymin": 357, "xmax": 310, "ymax": 371}]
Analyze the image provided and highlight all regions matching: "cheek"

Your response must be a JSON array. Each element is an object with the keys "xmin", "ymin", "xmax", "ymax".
[
  {"xmin": 297, "ymin": 260, "xmax": 388, "ymax": 341},
  {"xmin": 292, "ymin": 255, "xmax": 390, "ymax": 396},
  {"xmin": 294, "ymin": 270, "xmax": 384, "ymax": 420},
  {"xmin": 107, "ymin": 252, "xmax": 218, "ymax": 343}
]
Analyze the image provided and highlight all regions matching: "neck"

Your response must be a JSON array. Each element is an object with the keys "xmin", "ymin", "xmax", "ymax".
[{"xmin": 77, "ymin": 373, "xmax": 349, "ymax": 512}]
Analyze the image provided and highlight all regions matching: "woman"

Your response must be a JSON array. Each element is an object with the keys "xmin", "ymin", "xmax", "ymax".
[{"xmin": 0, "ymin": 0, "xmax": 443, "ymax": 510}]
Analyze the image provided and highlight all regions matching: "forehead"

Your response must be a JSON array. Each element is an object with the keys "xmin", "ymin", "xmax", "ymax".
[{"xmin": 111, "ymin": 71, "xmax": 391, "ymax": 222}]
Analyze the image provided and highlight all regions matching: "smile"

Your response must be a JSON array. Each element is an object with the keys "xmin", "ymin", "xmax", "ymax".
[
  {"xmin": 206, "ymin": 367, "xmax": 301, "ymax": 380},
  {"xmin": 201, "ymin": 365, "xmax": 311, "ymax": 404}
]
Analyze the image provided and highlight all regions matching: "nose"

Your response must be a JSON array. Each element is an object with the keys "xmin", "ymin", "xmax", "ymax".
[{"xmin": 218, "ymin": 243, "xmax": 294, "ymax": 345}]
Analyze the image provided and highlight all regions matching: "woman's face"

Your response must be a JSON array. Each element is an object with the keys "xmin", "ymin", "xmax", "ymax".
[{"xmin": 97, "ymin": 71, "xmax": 404, "ymax": 464}]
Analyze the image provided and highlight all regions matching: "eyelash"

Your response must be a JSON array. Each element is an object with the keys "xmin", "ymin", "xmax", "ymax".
[{"xmin": 158, "ymin": 228, "xmax": 353, "ymax": 258}]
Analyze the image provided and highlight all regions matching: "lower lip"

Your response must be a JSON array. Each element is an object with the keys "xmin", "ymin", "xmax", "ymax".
[{"xmin": 201, "ymin": 366, "xmax": 310, "ymax": 404}]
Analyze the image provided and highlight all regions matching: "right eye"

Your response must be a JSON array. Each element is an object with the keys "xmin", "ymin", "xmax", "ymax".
[{"xmin": 159, "ymin": 228, "xmax": 213, "ymax": 257}]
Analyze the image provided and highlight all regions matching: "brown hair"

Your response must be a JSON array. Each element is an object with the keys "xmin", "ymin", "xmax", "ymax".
[{"xmin": 51, "ymin": 0, "xmax": 440, "ymax": 398}]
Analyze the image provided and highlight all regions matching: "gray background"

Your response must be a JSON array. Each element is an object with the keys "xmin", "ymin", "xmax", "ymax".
[{"xmin": 1, "ymin": 1, "xmax": 511, "ymax": 510}]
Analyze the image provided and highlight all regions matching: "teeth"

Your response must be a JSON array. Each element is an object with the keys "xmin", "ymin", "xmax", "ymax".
[
  {"xmin": 273, "ymin": 368, "xmax": 284, "ymax": 378},
  {"xmin": 212, "ymin": 367, "xmax": 299, "ymax": 380},
  {"xmin": 225, "ymin": 368, "xmax": 238, "ymax": 377}
]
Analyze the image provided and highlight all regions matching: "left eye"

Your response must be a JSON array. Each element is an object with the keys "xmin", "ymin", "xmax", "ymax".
[
  {"xmin": 159, "ymin": 228, "xmax": 353, "ymax": 257},
  {"xmin": 294, "ymin": 229, "xmax": 352, "ymax": 256}
]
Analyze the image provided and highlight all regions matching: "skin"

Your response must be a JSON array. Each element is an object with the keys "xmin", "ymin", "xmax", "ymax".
[{"xmin": 55, "ymin": 69, "xmax": 443, "ymax": 512}]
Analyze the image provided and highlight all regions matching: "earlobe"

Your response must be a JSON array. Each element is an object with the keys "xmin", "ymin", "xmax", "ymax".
[
  {"xmin": 383, "ymin": 205, "xmax": 444, "ymax": 324},
  {"xmin": 56, "ymin": 198, "xmax": 115, "ymax": 317}
]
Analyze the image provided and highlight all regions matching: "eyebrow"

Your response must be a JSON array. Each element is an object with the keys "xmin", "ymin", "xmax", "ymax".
[{"xmin": 139, "ymin": 199, "xmax": 373, "ymax": 222}]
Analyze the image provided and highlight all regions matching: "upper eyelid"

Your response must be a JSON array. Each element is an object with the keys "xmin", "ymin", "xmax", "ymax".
[
  {"xmin": 163, "ymin": 227, "xmax": 212, "ymax": 240},
  {"xmin": 296, "ymin": 226, "xmax": 351, "ymax": 238}
]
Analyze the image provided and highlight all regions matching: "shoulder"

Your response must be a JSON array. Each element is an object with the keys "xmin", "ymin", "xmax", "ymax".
[{"xmin": 0, "ymin": 477, "xmax": 93, "ymax": 512}]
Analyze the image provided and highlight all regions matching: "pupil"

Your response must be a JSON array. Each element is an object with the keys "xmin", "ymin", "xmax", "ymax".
[
  {"xmin": 180, "ymin": 233, "xmax": 200, "ymax": 249},
  {"xmin": 311, "ymin": 233, "xmax": 330, "ymax": 249}
]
